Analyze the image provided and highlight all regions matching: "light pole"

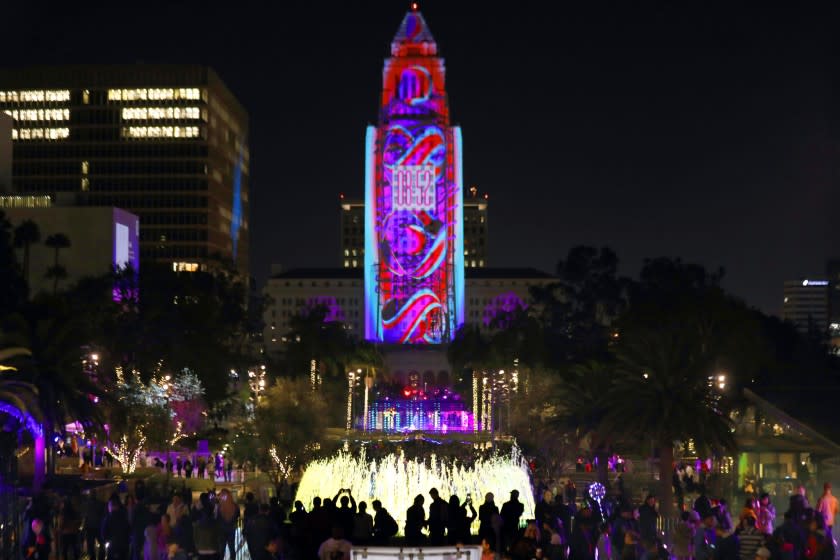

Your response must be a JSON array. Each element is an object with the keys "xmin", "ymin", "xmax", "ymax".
[
  {"xmin": 363, "ymin": 370, "xmax": 372, "ymax": 432},
  {"xmin": 346, "ymin": 371, "xmax": 356, "ymax": 434}
]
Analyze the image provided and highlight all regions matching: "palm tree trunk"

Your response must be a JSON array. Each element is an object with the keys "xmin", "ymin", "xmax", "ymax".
[
  {"xmin": 53, "ymin": 248, "xmax": 59, "ymax": 294},
  {"xmin": 659, "ymin": 441, "xmax": 676, "ymax": 518},
  {"xmin": 22, "ymin": 244, "xmax": 30, "ymax": 288}
]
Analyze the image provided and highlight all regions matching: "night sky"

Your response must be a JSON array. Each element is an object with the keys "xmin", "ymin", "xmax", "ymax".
[{"xmin": 5, "ymin": 1, "xmax": 835, "ymax": 314}]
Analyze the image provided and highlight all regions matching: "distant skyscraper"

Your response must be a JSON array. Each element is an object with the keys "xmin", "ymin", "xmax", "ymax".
[
  {"xmin": 339, "ymin": 197, "xmax": 365, "ymax": 268},
  {"xmin": 464, "ymin": 186, "xmax": 488, "ymax": 268},
  {"xmin": 782, "ymin": 278, "xmax": 829, "ymax": 335},
  {"xmin": 827, "ymin": 259, "xmax": 840, "ymax": 350},
  {"xmin": 0, "ymin": 65, "xmax": 250, "ymax": 276}
]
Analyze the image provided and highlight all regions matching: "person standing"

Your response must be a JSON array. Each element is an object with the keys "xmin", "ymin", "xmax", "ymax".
[
  {"xmin": 638, "ymin": 495, "xmax": 659, "ymax": 543},
  {"xmin": 756, "ymin": 493, "xmax": 776, "ymax": 535},
  {"xmin": 101, "ymin": 497, "xmax": 131, "ymax": 560},
  {"xmin": 82, "ymin": 494, "xmax": 104, "ymax": 560},
  {"xmin": 197, "ymin": 456, "xmax": 206, "ymax": 480},
  {"xmin": 816, "ymin": 482, "xmax": 839, "ymax": 541},
  {"xmin": 405, "ymin": 495, "xmax": 428, "ymax": 545},
  {"xmin": 352, "ymin": 501, "xmax": 374, "ymax": 545},
  {"xmin": 501, "ymin": 490, "xmax": 525, "ymax": 550},
  {"xmin": 225, "ymin": 457, "xmax": 233, "ymax": 482},
  {"xmin": 479, "ymin": 493, "xmax": 499, "ymax": 544},
  {"xmin": 23, "ymin": 518, "xmax": 51, "ymax": 560},
  {"xmin": 428, "ymin": 488, "xmax": 448, "ymax": 545},
  {"xmin": 218, "ymin": 489, "xmax": 240, "ymax": 560},
  {"xmin": 184, "ymin": 459, "xmax": 193, "ymax": 479}
]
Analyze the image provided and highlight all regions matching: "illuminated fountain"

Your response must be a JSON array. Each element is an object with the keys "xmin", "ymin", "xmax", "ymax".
[{"xmin": 295, "ymin": 446, "xmax": 535, "ymax": 535}]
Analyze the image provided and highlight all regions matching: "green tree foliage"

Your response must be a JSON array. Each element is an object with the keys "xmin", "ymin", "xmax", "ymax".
[
  {"xmin": 0, "ymin": 211, "xmax": 27, "ymax": 313},
  {"xmin": 232, "ymin": 377, "xmax": 328, "ymax": 485},
  {"xmin": 532, "ymin": 246, "xmax": 629, "ymax": 364},
  {"xmin": 44, "ymin": 233, "xmax": 71, "ymax": 294}
]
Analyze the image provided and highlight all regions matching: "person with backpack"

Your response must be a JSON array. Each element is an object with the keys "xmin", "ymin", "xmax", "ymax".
[{"xmin": 372, "ymin": 500, "xmax": 398, "ymax": 544}]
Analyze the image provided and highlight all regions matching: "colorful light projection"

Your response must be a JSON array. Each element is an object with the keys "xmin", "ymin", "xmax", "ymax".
[
  {"xmin": 483, "ymin": 292, "xmax": 527, "ymax": 328},
  {"xmin": 365, "ymin": 8, "xmax": 464, "ymax": 344},
  {"xmin": 367, "ymin": 388, "xmax": 473, "ymax": 433}
]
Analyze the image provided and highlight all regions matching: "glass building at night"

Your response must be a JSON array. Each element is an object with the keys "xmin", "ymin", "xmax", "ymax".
[{"xmin": 0, "ymin": 65, "xmax": 250, "ymax": 277}]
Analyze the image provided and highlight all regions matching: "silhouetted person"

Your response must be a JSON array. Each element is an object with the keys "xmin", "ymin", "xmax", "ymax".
[
  {"xmin": 429, "ymin": 488, "xmax": 448, "ymax": 545},
  {"xmin": 501, "ymin": 490, "xmax": 525, "ymax": 549},
  {"xmin": 479, "ymin": 492, "xmax": 499, "ymax": 543},
  {"xmin": 405, "ymin": 494, "xmax": 427, "ymax": 545}
]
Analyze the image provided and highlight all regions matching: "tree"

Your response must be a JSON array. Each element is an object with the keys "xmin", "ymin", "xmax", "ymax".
[
  {"xmin": 598, "ymin": 327, "xmax": 737, "ymax": 517},
  {"xmin": 13, "ymin": 220, "xmax": 40, "ymax": 292},
  {"xmin": 532, "ymin": 246, "xmax": 629, "ymax": 365},
  {"xmin": 246, "ymin": 378, "xmax": 328, "ymax": 485},
  {"xmin": 105, "ymin": 369, "xmax": 171, "ymax": 474},
  {"xmin": 0, "ymin": 210, "xmax": 28, "ymax": 313},
  {"xmin": 44, "ymin": 233, "xmax": 71, "ymax": 294},
  {"xmin": 282, "ymin": 304, "xmax": 354, "ymax": 383}
]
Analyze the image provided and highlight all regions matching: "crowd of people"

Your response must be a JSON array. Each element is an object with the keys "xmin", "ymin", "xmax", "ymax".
[
  {"xmin": 15, "ymin": 476, "xmax": 840, "ymax": 560},
  {"xmin": 20, "ymin": 482, "xmax": 281, "ymax": 560},
  {"xmin": 150, "ymin": 453, "xmax": 235, "ymax": 482}
]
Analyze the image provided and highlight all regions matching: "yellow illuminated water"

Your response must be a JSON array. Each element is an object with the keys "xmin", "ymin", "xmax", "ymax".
[{"xmin": 295, "ymin": 446, "xmax": 535, "ymax": 535}]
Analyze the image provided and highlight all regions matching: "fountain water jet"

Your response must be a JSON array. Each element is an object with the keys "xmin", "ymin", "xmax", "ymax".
[{"xmin": 295, "ymin": 445, "xmax": 535, "ymax": 535}]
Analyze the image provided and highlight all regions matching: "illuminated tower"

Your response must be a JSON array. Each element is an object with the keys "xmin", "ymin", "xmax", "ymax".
[{"xmin": 364, "ymin": 6, "xmax": 464, "ymax": 344}]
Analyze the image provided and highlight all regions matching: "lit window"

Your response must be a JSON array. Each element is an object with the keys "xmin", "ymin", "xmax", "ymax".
[
  {"xmin": 121, "ymin": 106, "xmax": 201, "ymax": 120},
  {"xmin": 0, "ymin": 90, "xmax": 69, "ymax": 103},
  {"xmin": 172, "ymin": 262, "xmax": 200, "ymax": 272},
  {"xmin": 12, "ymin": 127, "xmax": 69, "ymax": 141},
  {"xmin": 80, "ymin": 177, "xmax": 89, "ymax": 191},
  {"xmin": 344, "ymin": 249, "xmax": 349, "ymax": 256},
  {"xmin": 108, "ymin": 88, "xmax": 201, "ymax": 102},
  {"xmin": 122, "ymin": 126, "xmax": 200, "ymax": 139},
  {"xmin": 344, "ymin": 260, "xmax": 350, "ymax": 267},
  {"xmin": 81, "ymin": 161, "xmax": 89, "ymax": 174},
  {"xmin": 352, "ymin": 259, "xmax": 358, "ymax": 267},
  {"xmin": 4, "ymin": 109, "xmax": 69, "ymax": 122},
  {"xmin": 82, "ymin": 90, "xmax": 90, "ymax": 104}
]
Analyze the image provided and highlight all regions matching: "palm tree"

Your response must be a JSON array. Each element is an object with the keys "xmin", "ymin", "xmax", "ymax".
[
  {"xmin": 0, "ymin": 346, "xmax": 46, "ymax": 488},
  {"xmin": 13, "ymin": 220, "xmax": 40, "ymax": 291},
  {"xmin": 597, "ymin": 328, "xmax": 736, "ymax": 517},
  {"xmin": 44, "ymin": 233, "xmax": 71, "ymax": 294}
]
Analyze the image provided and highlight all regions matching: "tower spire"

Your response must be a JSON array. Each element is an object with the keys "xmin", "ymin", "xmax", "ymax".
[{"xmin": 391, "ymin": 6, "xmax": 437, "ymax": 57}]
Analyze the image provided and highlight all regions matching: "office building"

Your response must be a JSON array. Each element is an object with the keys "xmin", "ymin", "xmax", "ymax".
[
  {"xmin": 262, "ymin": 267, "xmax": 553, "ymax": 354},
  {"xmin": 0, "ymin": 65, "xmax": 249, "ymax": 277},
  {"xmin": 0, "ymin": 112, "xmax": 10, "ymax": 192},
  {"xmin": 339, "ymin": 197, "xmax": 364, "ymax": 268},
  {"xmin": 3, "ymin": 204, "xmax": 138, "ymax": 296},
  {"xmin": 463, "ymin": 186, "xmax": 488, "ymax": 268},
  {"xmin": 782, "ymin": 279, "xmax": 829, "ymax": 335}
]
